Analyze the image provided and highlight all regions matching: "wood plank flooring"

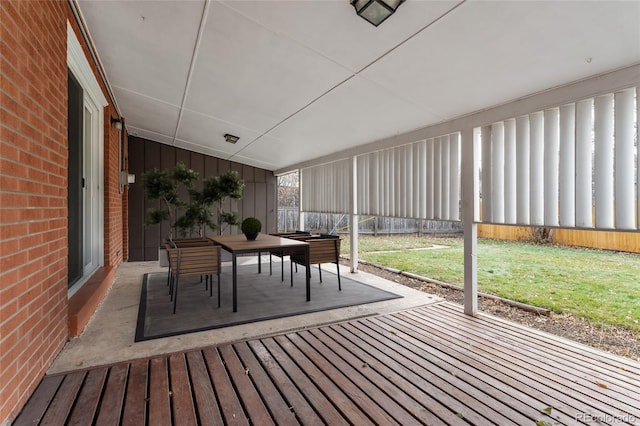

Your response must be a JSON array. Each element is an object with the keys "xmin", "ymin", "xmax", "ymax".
[{"xmin": 14, "ymin": 302, "xmax": 639, "ymax": 425}]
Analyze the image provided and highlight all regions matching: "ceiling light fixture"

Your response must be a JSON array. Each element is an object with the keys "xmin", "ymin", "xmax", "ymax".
[
  {"xmin": 224, "ymin": 133, "xmax": 239, "ymax": 144},
  {"xmin": 351, "ymin": 0, "xmax": 405, "ymax": 27}
]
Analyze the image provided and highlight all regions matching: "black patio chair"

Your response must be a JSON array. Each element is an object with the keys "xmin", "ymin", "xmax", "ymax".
[
  {"xmin": 290, "ymin": 235, "xmax": 342, "ymax": 290},
  {"xmin": 167, "ymin": 245, "xmax": 222, "ymax": 314}
]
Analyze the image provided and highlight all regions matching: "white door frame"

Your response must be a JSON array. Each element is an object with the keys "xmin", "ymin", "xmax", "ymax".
[{"xmin": 67, "ymin": 22, "xmax": 107, "ymax": 296}]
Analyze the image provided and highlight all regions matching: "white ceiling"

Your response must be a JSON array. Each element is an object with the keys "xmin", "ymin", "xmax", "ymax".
[{"xmin": 77, "ymin": 0, "xmax": 640, "ymax": 172}]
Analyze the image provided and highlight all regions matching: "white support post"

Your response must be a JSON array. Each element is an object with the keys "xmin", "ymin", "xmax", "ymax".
[
  {"xmin": 462, "ymin": 128, "xmax": 478, "ymax": 316},
  {"xmin": 637, "ymin": 87, "xmax": 640, "ymax": 229},
  {"xmin": 594, "ymin": 94, "xmax": 615, "ymax": 229},
  {"xmin": 349, "ymin": 156, "xmax": 359, "ymax": 273},
  {"xmin": 614, "ymin": 88, "xmax": 635, "ymax": 230}
]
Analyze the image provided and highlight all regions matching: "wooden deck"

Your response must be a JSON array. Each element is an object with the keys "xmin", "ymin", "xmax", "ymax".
[{"xmin": 14, "ymin": 302, "xmax": 639, "ymax": 425}]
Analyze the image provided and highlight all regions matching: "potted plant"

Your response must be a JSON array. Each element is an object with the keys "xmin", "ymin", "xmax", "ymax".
[
  {"xmin": 201, "ymin": 170, "xmax": 245, "ymax": 235},
  {"xmin": 142, "ymin": 163, "xmax": 245, "ymax": 265},
  {"xmin": 142, "ymin": 162, "xmax": 198, "ymax": 265},
  {"xmin": 241, "ymin": 217, "xmax": 262, "ymax": 240}
]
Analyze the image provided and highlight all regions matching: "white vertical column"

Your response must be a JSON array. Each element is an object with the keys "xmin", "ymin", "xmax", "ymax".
[
  {"xmin": 575, "ymin": 99, "xmax": 594, "ymax": 228},
  {"xmin": 481, "ymin": 125, "xmax": 492, "ymax": 223},
  {"xmin": 516, "ymin": 115, "xmax": 531, "ymax": 225},
  {"xmin": 356, "ymin": 156, "xmax": 363, "ymax": 213},
  {"xmin": 491, "ymin": 122, "xmax": 505, "ymax": 223},
  {"xmin": 559, "ymin": 103, "xmax": 576, "ymax": 227},
  {"xmin": 390, "ymin": 149, "xmax": 397, "ymax": 217},
  {"xmin": 504, "ymin": 118, "xmax": 517, "ymax": 224},
  {"xmin": 594, "ymin": 94, "xmax": 614, "ymax": 229},
  {"xmin": 462, "ymin": 128, "xmax": 478, "ymax": 316},
  {"xmin": 614, "ymin": 89, "xmax": 636, "ymax": 229},
  {"xmin": 544, "ymin": 108, "xmax": 560, "ymax": 226},
  {"xmin": 372, "ymin": 152, "xmax": 380, "ymax": 216},
  {"xmin": 637, "ymin": 87, "xmax": 640, "ymax": 229},
  {"xmin": 529, "ymin": 111, "xmax": 544, "ymax": 225},
  {"xmin": 413, "ymin": 142, "xmax": 421, "ymax": 218},
  {"xmin": 384, "ymin": 150, "xmax": 391, "ymax": 217},
  {"xmin": 364, "ymin": 154, "xmax": 371, "ymax": 215},
  {"xmin": 350, "ymin": 156, "xmax": 359, "ymax": 272},
  {"xmin": 418, "ymin": 141, "xmax": 428, "ymax": 218},
  {"xmin": 298, "ymin": 169, "xmax": 305, "ymax": 231},
  {"xmin": 406, "ymin": 145, "xmax": 412, "ymax": 218},
  {"xmin": 450, "ymin": 133, "xmax": 461, "ymax": 221},
  {"xmin": 361, "ymin": 155, "xmax": 369, "ymax": 215},
  {"xmin": 375, "ymin": 151, "xmax": 387, "ymax": 216},
  {"xmin": 396, "ymin": 148, "xmax": 402, "ymax": 217},
  {"xmin": 392, "ymin": 148, "xmax": 399, "ymax": 217},
  {"xmin": 442, "ymin": 135, "xmax": 451, "ymax": 221},
  {"xmin": 434, "ymin": 137, "xmax": 442, "ymax": 219},
  {"xmin": 426, "ymin": 140, "xmax": 434, "ymax": 219}
]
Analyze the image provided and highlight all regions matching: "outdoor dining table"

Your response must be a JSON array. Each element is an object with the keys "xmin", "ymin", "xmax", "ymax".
[{"xmin": 209, "ymin": 234, "xmax": 310, "ymax": 312}]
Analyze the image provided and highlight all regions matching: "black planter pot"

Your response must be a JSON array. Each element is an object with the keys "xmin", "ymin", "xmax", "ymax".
[{"xmin": 244, "ymin": 232, "xmax": 259, "ymax": 241}]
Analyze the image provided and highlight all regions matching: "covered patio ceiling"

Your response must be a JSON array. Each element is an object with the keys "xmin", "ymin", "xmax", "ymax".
[{"xmin": 77, "ymin": 0, "xmax": 640, "ymax": 172}]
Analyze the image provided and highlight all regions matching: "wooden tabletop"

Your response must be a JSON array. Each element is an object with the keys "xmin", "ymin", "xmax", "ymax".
[{"xmin": 209, "ymin": 233, "xmax": 309, "ymax": 253}]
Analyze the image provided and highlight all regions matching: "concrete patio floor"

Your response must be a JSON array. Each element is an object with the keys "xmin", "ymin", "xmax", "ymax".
[{"xmin": 49, "ymin": 256, "xmax": 441, "ymax": 374}]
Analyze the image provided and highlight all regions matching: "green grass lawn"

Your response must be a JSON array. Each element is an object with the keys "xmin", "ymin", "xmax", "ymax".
[{"xmin": 343, "ymin": 235, "xmax": 640, "ymax": 331}]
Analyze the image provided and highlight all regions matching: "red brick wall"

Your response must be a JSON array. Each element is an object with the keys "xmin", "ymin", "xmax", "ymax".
[{"xmin": 0, "ymin": 1, "xmax": 124, "ymax": 423}]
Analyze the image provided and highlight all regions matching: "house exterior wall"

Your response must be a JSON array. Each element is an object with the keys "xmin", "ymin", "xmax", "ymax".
[
  {"xmin": 127, "ymin": 137, "xmax": 277, "ymax": 261},
  {"xmin": 0, "ymin": 2, "xmax": 125, "ymax": 423}
]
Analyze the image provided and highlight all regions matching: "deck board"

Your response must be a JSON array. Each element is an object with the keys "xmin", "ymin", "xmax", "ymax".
[
  {"xmin": 404, "ymin": 307, "xmax": 639, "ymax": 414},
  {"xmin": 13, "ymin": 302, "xmax": 640, "ymax": 425},
  {"xmin": 147, "ymin": 357, "xmax": 171, "ymax": 426},
  {"xmin": 66, "ymin": 368, "xmax": 107, "ymax": 425},
  {"xmin": 122, "ymin": 360, "xmax": 148, "ymax": 426},
  {"xmin": 186, "ymin": 350, "xmax": 224, "ymax": 425}
]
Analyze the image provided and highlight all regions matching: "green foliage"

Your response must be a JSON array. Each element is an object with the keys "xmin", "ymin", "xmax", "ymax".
[
  {"xmin": 173, "ymin": 161, "xmax": 199, "ymax": 184},
  {"xmin": 202, "ymin": 170, "xmax": 245, "ymax": 235},
  {"xmin": 145, "ymin": 208, "xmax": 169, "ymax": 227},
  {"xmin": 142, "ymin": 168, "xmax": 176, "ymax": 201},
  {"xmin": 241, "ymin": 217, "xmax": 262, "ymax": 234},
  {"xmin": 216, "ymin": 170, "xmax": 245, "ymax": 199},
  {"xmin": 142, "ymin": 162, "xmax": 244, "ymax": 238},
  {"xmin": 221, "ymin": 211, "xmax": 241, "ymax": 228},
  {"xmin": 142, "ymin": 162, "xmax": 196, "ymax": 238}
]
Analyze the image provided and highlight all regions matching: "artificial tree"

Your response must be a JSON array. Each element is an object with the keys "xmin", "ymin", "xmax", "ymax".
[
  {"xmin": 201, "ymin": 170, "xmax": 245, "ymax": 235},
  {"xmin": 142, "ymin": 161, "xmax": 198, "ymax": 240},
  {"xmin": 143, "ymin": 163, "xmax": 245, "ymax": 239}
]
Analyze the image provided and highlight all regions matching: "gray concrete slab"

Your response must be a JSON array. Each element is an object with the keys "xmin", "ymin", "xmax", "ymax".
[{"xmin": 49, "ymin": 256, "xmax": 441, "ymax": 374}]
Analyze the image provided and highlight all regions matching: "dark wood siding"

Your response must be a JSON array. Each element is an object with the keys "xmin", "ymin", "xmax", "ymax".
[{"xmin": 127, "ymin": 137, "xmax": 277, "ymax": 261}]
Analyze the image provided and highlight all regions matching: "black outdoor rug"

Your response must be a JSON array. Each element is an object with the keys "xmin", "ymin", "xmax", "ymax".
[{"xmin": 135, "ymin": 261, "xmax": 402, "ymax": 341}]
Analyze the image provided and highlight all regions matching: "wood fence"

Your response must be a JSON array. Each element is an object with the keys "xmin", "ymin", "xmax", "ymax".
[{"xmin": 478, "ymin": 224, "xmax": 640, "ymax": 253}]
